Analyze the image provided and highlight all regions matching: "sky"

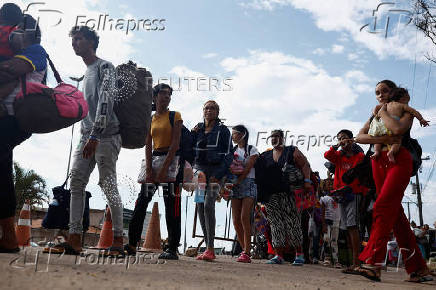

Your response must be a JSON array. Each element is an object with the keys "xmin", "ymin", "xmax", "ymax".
[{"xmin": 7, "ymin": 0, "xmax": 436, "ymax": 250}]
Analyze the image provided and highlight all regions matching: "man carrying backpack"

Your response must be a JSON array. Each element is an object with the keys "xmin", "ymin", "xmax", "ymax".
[
  {"xmin": 50, "ymin": 26, "xmax": 123, "ymax": 255},
  {"xmin": 125, "ymin": 83, "xmax": 188, "ymax": 259}
]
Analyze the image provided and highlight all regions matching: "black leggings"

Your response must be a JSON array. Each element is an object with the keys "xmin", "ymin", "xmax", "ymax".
[
  {"xmin": 128, "ymin": 182, "xmax": 182, "ymax": 251},
  {"xmin": 0, "ymin": 116, "xmax": 31, "ymax": 219}
]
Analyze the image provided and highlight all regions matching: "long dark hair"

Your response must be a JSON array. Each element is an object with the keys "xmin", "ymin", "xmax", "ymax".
[
  {"xmin": 233, "ymin": 124, "xmax": 250, "ymax": 157},
  {"xmin": 376, "ymin": 79, "xmax": 397, "ymax": 90}
]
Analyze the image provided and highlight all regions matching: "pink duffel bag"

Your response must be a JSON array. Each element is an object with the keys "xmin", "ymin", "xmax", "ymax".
[{"xmin": 14, "ymin": 55, "xmax": 88, "ymax": 133}]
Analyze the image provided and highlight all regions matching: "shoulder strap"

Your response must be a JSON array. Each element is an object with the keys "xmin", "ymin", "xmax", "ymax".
[
  {"xmin": 248, "ymin": 145, "xmax": 253, "ymax": 155},
  {"xmin": 169, "ymin": 111, "xmax": 175, "ymax": 127},
  {"xmin": 284, "ymin": 145, "xmax": 295, "ymax": 164},
  {"xmin": 46, "ymin": 54, "xmax": 63, "ymax": 83}
]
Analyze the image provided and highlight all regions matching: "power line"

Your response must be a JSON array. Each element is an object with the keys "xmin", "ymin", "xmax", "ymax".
[
  {"xmin": 422, "ymin": 149, "xmax": 436, "ymax": 194},
  {"xmin": 411, "ymin": 27, "xmax": 418, "ymax": 106},
  {"xmin": 424, "ymin": 62, "xmax": 432, "ymax": 108}
]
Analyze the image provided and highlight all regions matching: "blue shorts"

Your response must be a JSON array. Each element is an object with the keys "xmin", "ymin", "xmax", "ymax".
[{"xmin": 231, "ymin": 178, "xmax": 257, "ymax": 199}]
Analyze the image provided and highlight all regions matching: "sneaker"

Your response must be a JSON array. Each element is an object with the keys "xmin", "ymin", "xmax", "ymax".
[
  {"xmin": 196, "ymin": 253, "xmax": 204, "ymax": 260},
  {"xmin": 158, "ymin": 249, "xmax": 178, "ymax": 260},
  {"xmin": 313, "ymin": 258, "xmax": 319, "ymax": 264},
  {"xmin": 266, "ymin": 255, "xmax": 284, "ymax": 264},
  {"xmin": 334, "ymin": 262, "xmax": 342, "ymax": 269},
  {"xmin": 237, "ymin": 252, "xmax": 251, "ymax": 263},
  {"xmin": 292, "ymin": 254, "xmax": 305, "ymax": 266},
  {"xmin": 321, "ymin": 259, "xmax": 331, "ymax": 267},
  {"xmin": 202, "ymin": 249, "xmax": 216, "ymax": 261}
]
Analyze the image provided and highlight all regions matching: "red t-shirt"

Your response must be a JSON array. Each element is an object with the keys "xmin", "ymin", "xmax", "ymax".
[
  {"xmin": 0, "ymin": 25, "xmax": 17, "ymax": 59},
  {"xmin": 324, "ymin": 147, "xmax": 368, "ymax": 195}
]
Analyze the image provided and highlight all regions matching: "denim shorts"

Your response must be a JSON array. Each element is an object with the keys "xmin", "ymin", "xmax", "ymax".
[{"xmin": 232, "ymin": 178, "xmax": 257, "ymax": 199}]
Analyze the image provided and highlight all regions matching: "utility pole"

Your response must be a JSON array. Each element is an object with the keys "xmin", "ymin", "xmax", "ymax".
[
  {"xmin": 415, "ymin": 174, "xmax": 424, "ymax": 227},
  {"xmin": 411, "ymin": 156, "xmax": 430, "ymax": 227}
]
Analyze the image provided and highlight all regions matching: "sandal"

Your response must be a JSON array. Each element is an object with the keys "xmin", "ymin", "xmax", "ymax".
[
  {"xmin": 358, "ymin": 265, "xmax": 381, "ymax": 282},
  {"xmin": 44, "ymin": 242, "xmax": 81, "ymax": 255},
  {"xmin": 123, "ymin": 244, "xmax": 137, "ymax": 256},
  {"xmin": 342, "ymin": 265, "xmax": 361, "ymax": 275},
  {"xmin": 406, "ymin": 272, "xmax": 434, "ymax": 283},
  {"xmin": 104, "ymin": 246, "xmax": 125, "ymax": 258}
]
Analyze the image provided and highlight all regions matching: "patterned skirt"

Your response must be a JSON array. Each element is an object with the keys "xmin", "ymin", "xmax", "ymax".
[{"xmin": 265, "ymin": 192, "xmax": 303, "ymax": 249}]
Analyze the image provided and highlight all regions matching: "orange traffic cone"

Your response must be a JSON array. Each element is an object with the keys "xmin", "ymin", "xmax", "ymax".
[
  {"xmin": 16, "ymin": 201, "xmax": 31, "ymax": 247},
  {"xmin": 96, "ymin": 206, "xmax": 113, "ymax": 249},
  {"xmin": 142, "ymin": 202, "xmax": 161, "ymax": 251}
]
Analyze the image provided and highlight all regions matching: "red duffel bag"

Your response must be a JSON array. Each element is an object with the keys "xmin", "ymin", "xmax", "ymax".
[{"xmin": 14, "ymin": 55, "xmax": 88, "ymax": 133}]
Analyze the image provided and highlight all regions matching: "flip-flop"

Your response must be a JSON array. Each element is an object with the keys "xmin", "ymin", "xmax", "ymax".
[
  {"xmin": 44, "ymin": 242, "xmax": 80, "ymax": 255},
  {"xmin": 0, "ymin": 247, "xmax": 20, "ymax": 253},
  {"xmin": 358, "ymin": 266, "xmax": 381, "ymax": 282},
  {"xmin": 406, "ymin": 272, "xmax": 434, "ymax": 283},
  {"xmin": 104, "ymin": 246, "xmax": 125, "ymax": 258}
]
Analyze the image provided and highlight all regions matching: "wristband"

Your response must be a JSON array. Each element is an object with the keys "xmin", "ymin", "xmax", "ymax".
[{"xmin": 304, "ymin": 178, "xmax": 312, "ymax": 184}]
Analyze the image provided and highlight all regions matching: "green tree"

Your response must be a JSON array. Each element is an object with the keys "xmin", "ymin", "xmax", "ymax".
[{"xmin": 13, "ymin": 162, "xmax": 49, "ymax": 211}]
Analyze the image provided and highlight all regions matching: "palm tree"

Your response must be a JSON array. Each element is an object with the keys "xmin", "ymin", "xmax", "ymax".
[{"xmin": 13, "ymin": 162, "xmax": 49, "ymax": 211}]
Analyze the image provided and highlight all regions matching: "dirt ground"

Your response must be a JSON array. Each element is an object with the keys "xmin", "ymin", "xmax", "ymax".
[{"xmin": 1, "ymin": 248, "xmax": 435, "ymax": 289}]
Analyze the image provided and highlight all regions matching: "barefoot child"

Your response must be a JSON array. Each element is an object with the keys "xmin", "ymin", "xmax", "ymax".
[{"xmin": 369, "ymin": 88, "xmax": 429, "ymax": 163}]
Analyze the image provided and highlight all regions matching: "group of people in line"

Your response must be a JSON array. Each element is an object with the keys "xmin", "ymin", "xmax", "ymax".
[{"xmin": 0, "ymin": 3, "xmax": 434, "ymax": 285}]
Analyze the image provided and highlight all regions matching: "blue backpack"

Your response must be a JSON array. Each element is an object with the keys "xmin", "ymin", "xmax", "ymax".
[{"xmin": 169, "ymin": 111, "xmax": 194, "ymax": 164}]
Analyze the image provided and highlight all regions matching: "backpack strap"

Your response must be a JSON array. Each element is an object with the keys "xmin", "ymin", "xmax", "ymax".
[
  {"xmin": 169, "ymin": 110, "xmax": 175, "ymax": 127},
  {"xmin": 248, "ymin": 145, "xmax": 253, "ymax": 156}
]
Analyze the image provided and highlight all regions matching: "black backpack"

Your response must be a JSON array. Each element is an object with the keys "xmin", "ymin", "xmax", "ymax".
[
  {"xmin": 169, "ymin": 111, "xmax": 195, "ymax": 164},
  {"xmin": 404, "ymin": 137, "xmax": 422, "ymax": 177},
  {"xmin": 114, "ymin": 61, "xmax": 153, "ymax": 149},
  {"xmin": 42, "ymin": 185, "xmax": 91, "ymax": 231}
]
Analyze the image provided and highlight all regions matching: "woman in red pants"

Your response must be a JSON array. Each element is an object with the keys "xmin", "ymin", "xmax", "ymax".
[{"xmin": 354, "ymin": 80, "xmax": 432, "ymax": 283}]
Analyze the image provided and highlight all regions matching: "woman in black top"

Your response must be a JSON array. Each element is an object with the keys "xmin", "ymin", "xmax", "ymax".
[
  {"xmin": 191, "ymin": 100, "xmax": 232, "ymax": 261},
  {"xmin": 256, "ymin": 130, "xmax": 313, "ymax": 265}
]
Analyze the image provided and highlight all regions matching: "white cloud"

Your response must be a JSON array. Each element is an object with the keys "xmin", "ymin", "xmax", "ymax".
[
  {"xmin": 331, "ymin": 44, "xmax": 344, "ymax": 54},
  {"xmin": 242, "ymin": 0, "xmax": 436, "ymax": 62},
  {"xmin": 202, "ymin": 53, "xmax": 218, "ymax": 59},
  {"xmin": 312, "ymin": 48, "xmax": 325, "ymax": 55},
  {"xmin": 348, "ymin": 53, "xmax": 359, "ymax": 61}
]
